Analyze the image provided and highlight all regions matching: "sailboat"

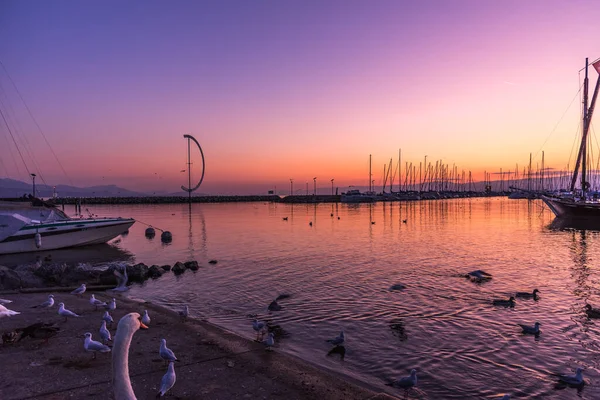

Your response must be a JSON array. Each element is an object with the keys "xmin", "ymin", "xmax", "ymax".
[{"xmin": 541, "ymin": 57, "xmax": 600, "ymax": 218}]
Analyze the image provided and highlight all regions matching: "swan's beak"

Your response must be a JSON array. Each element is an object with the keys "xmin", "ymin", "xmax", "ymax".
[{"xmin": 140, "ymin": 322, "xmax": 148, "ymax": 330}]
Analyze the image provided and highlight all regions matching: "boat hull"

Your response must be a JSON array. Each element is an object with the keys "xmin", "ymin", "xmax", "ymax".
[
  {"xmin": 0, "ymin": 218, "xmax": 135, "ymax": 254},
  {"xmin": 541, "ymin": 196, "xmax": 600, "ymax": 218}
]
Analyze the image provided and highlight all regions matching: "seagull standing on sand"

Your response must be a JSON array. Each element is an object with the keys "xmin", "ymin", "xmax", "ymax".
[
  {"xmin": 326, "ymin": 331, "xmax": 345, "ymax": 346},
  {"xmin": 0, "ymin": 298, "xmax": 13, "ymax": 304},
  {"xmin": 559, "ymin": 367, "xmax": 584, "ymax": 385},
  {"xmin": 142, "ymin": 310, "xmax": 151, "ymax": 326},
  {"xmin": 58, "ymin": 303, "xmax": 80, "ymax": 321},
  {"xmin": 83, "ymin": 332, "xmax": 111, "ymax": 359},
  {"xmin": 71, "ymin": 283, "xmax": 86, "ymax": 296},
  {"xmin": 518, "ymin": 322, "xmax": 541, "ymax": 335},
  {"xmin": 252, "ymin": 319, "xmax": 265, "ymax": 341},
  {"xmin": 0, "ymin": 304, "xmax": 20, "ymax": 319},
  {"xmin": 159, "ymin": 339, "xmax": 179, "ymax": 365},
  {"xmin": 264, "ymin": 332, "xmax": 275, "ymax": 351},
  {"xmin": 179, "ymin": 305, "xmax": 189, "ymax": 321},
  {"xmin": 99, "ymin": 320, "xmax": 112, "ymax": 344},
  {"xmin": 89, "ymin": 294, "xmax": 107, "ymax": 310},
  {"xmin": 103, "ymin": 311, "xmax": 114, "ymax": 326},
  {"xmin": 158, "ymin": 362, "xmax": 177, "ymax": 397},
  {"xmin": 105, "ymin": 298, "xmax": 116, "ymax": 312},
  {"xmin": 32, "ymin": 294, "xmax": 54, "ymax": 308}
]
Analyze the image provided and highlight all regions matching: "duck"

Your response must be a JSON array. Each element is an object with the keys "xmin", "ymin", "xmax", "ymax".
[
  {"xmin": 282, "ymin": 217, "xmax": 288, "ymax": 221},
  {"xmin": 17, "ymin": 322, "xmax": 60, "ymax": 344},
  {"xmin": 515, "ymin": 289, "xmax": 540, "ymax": 299},
  {"xmin": 518, "ymin": 322, "xmax": 541, "ymax": 335},
  {"xmin": 466, "ymin": 270, "xmax": 493, "ymax": 280},
  {"xmin": 389, "ymin": 283, "xmax": 406, "ymax": 291},
  {"xmin": 492, "ymin": 297, "xmax": 515, "ymax": 307},
  {"xmin": 112, "ymin": 313, "xmax": 149, "ymax": 399},
  {"xmin": 584, "ymin": 304, "xmax": 600, "ymax": 318},
  {"xmin": 559, "ymin": 367, "xmax": 584, "ymax": 386}
]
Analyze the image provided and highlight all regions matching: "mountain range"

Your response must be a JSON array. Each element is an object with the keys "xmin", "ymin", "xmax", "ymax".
[{"xmin": 0, "ymin": 178, "xmax": 147, "ymax": 198}]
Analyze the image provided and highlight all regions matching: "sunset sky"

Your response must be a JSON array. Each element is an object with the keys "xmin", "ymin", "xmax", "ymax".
[{"xmin": 0, "ymin": 0, "xmax": 599, "ymax": 194}]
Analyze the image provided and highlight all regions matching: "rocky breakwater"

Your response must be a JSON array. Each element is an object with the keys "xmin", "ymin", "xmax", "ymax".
[{"xmin": 0, "ymin": 259, "xmax": 209, "ymax": 291}]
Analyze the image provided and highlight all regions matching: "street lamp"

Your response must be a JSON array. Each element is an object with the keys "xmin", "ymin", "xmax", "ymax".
[
  {"xmin": 331, "ymin": 178, "xmax": 334, "ymax": 195},
  {"xmin": 313, "ymin": 177, "xmax": 317, "ymax": 195},
  {"xmin": 290, "ymin": 179, "xmax": 293, "ymax": 195},
  {"xmin": 306, "ymin": 182, "xmax": 308, "ymax": 195},
  {"xmin": 30, "ymin": 173, "xmax": 36, "ymax": 198}
]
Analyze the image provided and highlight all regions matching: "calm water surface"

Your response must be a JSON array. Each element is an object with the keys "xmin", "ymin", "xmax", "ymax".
[{"xmin": 6, "ymin": 198, "xmax": 600, "ymax": 399}]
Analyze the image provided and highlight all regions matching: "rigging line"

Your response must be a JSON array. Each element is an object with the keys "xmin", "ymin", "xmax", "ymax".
[
  {"xmin": 0, "ymin": 59, "xmax": 73, "ymax": 186},
  {"xmin": 0, "ymin": 106, "xmax": 30, "ymax": 178},
  {"xmin": 0, "ymin": 83, "xmax": 48, "ymax": 186},
  {"xmin": 0, "ymin": 118, "xmax": 24, "ymax": 179},
  {"xmin": 532, "ymin": 85, "xmax": 582, "ymax": 163}
]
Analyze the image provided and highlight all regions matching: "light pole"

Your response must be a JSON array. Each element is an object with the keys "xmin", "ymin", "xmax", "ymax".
[
  {"xmin": 313, "ymin": 177, "xmax": 317, "ymax": 195},
  {"xmin": 331, "ymin": 178, "xmax": 334, "ymax": 195},
  {"xmin": 30, "ymin": 173, "xmax": 36, "ymax": 198},
  {"xmin": 290, "ymin": 179, "xmax": 293, "ymax": 195},
  {"xmin": 306, "ymin": 182, "xmax": 308, "ymax": 195}
]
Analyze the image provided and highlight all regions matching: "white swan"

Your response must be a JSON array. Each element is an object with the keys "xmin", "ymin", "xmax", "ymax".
[{"xmin": 112, "ymin": 312, "xmax": 148, "ymax": 400}]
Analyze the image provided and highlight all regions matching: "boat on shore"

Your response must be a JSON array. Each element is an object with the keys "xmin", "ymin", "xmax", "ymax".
[
  {"xmin": 0, "ymin": 198, "xmax": 134, "ymax": 254},
  {"xmin": 542, "ymin": 57, "xmax": 600, "ymax": 219}
]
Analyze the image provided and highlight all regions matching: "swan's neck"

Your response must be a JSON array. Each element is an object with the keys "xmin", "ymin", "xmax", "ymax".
[{"xmin": 112, "ymin": 324, "xmax": 136, "ymax": 400}]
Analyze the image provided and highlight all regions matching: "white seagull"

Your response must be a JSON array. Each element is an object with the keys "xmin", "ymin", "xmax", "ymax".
[
  {"xmin": 58, "ymin": 302, "xmax": 80, "ymax": 321},
  {"xmin": 518, "ymin": 322, "xmax": 541, "ymax": 335},
  {"xmin": 103, "ymin": 311, "xmax": 114, "ymax": 326},
  {"xmin": 99, "ymin": 320, "xmax": 112, "ymax": 344},
  {"xmin": 32, "ymin": 294, "xmax": 55, "ymax": 308},
  {"xmin": 264, "ymin": 332, "xmax": 275, "ymax": 351},
  {"xmin": 559, "ymin": 367, "xmax": 584, "ymax": 385},
  {"xmin": 159, "ymin": 339, "xmax": 179, "ymax": 364},
  {"xmin": 388, "ymin": 369, "xmax": 418, "ymax": 389},
  {"xmin": 89, "ymin": 294, "xmax": 107, "ymax": 310},
  {"xmin": 158, "ymin": 361, "xmax": 177, "ymax": 397},
  {"xmin": 0, "ymin": 304, "xmax": 20, "ymax": 319},
  {"xmin": 0, "ymin": 298, "xmax": 13, "ymax": 304},
  {"xmin": 178, "ymin": 305, "xmax": 189, "ymax": 320},
  {"xmin": 105, "ymin": 298, "xmax": 116, "ymax": 312},
  {"xmin": 84, "ymin": 332, "xmax": 111, "ymax": 359},
  {"xmin": 111, "ymin": 265, "xmax": 129, "ymax": 292},
  {"xmin": 142, "ymin": 310, "xmax": 151, "ymax": 326},
  {"xmin": 326, "ymin": 331, "xmax": 345, "ymax": 346},
  {"xmin": 252, "ymin": 319, "xmax": 265, "ymax": 341},
  {"xmin": 71, "ymin": 283, "xmax": 86, "ymax": 296}
]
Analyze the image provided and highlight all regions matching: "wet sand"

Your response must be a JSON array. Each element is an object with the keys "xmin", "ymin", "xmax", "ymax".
[{"xmin": 0, "ymin": 290, "xmax": 396, "ymax": 400}]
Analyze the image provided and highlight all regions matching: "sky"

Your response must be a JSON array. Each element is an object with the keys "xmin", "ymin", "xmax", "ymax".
[{"xmin": 0, "ymin": 0, "xmax": 599, "ymax": 195}]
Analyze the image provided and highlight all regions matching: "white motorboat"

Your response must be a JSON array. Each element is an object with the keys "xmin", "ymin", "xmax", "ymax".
[{"xmin": 0, "ymin": 199, "xmax": 134, "ymax": 254}]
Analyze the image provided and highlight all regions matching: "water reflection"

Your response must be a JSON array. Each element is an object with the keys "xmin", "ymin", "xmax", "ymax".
[{"xmin": 549, "ymin": 217, "xmax": 600, "ymax": 232}]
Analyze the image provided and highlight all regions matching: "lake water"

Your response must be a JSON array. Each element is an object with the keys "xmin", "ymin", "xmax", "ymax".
[{"xmin": 5, "ymin": 198, "xmax": 600, "ymax": 399}]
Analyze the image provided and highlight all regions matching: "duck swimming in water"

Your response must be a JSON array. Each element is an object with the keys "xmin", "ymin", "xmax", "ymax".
[
  {"xmin": 516, "ymin": 289, "xmax": 540, "ymax": 300},
  {"xmin": 585, "ymin": 304, "xmax": 600, "ymax": 318},
  {"xmin": 518, "ymin": 322, "xmax": 541, "ymax": 335},
  {"xmin": 492, "ymin": 296, "xmax": 515, "ymax": 307}
]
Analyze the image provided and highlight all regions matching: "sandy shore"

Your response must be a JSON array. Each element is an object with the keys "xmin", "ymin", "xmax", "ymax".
[{"xmin": 0, "ymin": 289, "xmax": 397, "ymax": 400}]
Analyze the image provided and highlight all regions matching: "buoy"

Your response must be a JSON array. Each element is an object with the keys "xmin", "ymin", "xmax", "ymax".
[
  {"xmin": 34, "ymin": 233, "xmax": 42, "ymax": 248},
  {"xmin": 161, "ymin": 231, "xmax": 172, "ymax": 243},
  {"xmin": 145, "ymin": 227, "xmax": 156, "ymax": 237}
]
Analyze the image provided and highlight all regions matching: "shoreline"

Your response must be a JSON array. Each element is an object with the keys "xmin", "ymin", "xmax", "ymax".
[{"xmin": 0, "ymin": 289, "xmax": 397, "ymax": 400}]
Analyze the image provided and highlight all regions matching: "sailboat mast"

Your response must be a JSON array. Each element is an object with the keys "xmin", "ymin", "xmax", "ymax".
[{"xmin": 369, "ymin": 154, "xmax": 372, "ymax": 192}]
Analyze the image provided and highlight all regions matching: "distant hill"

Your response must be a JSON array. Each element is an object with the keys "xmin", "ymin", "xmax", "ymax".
[{"xmin": 0, "ymin": 178, "xmax": 147, "ymax": 198}]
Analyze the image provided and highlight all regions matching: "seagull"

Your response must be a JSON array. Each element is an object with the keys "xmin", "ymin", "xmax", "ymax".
[
  {"xmin": 104, "ymin": 298, "xmax": 116, "ymax": 312},
  {"xmin": 516, "ymin": 289, "xmax": 540, "ymax": 299},
  {"xmin": 99, "ymin": 320, "xmax": 112, "ymax": 344},
  {"xmin": 178, "ymin": 305, "xmax": 189, "ymax": 321},
  {"xmin": 559, "ymin": 367, "xmax": 584, "ymax": 385},
  {"xmin": 159, "ymin": 339, "xmax": 179, "ymax": 365},
  {"xmin": 71, "ymin": 283, "xmax": 86, "ymax": 296},
  {"xmin": 492, "ymin": 297, "xmax": 515, "ymax": 307},
  {"xmin": 111, "ymin": 265, "xmax": 129, "ymax": 292},
  {"xmin": 102, "ymin": 311, "xmax": 114, "ymax": 326},
  {"xmin": 326, "ymin": 331, "xmax": 345, "ymax": 346},
  {"xmin": 142, "ymin": 310, "xmax": 151, "ymax": 326},
  {"xmin": 584, "ymin": 304, "xmax": 600, "ymax": 318},
  {"xmin": 83, "ymin": 332, "xmax": 111, "ymax": 359},
  {"xmin": 263, "ymin": 332, "xmax": 275, "ymax": 351},
  {"xmin": 466, "ymin": 270, "xmax": 493, "ymax": 280},
  {"xmin": 32, "ymin": 294, "xmax": 54, "ymax": 308},
  {"xmin": 58, "ymin": 302, "xmax": 80, "ymax": 321},
  {"xmin": 252, "ymin": 319, "xmax": 265, "ymax": 341},
  {"xmin": 387, "ymin": 369, "xmax": 418, "ymax": 390},
  {"xmin": 89, "ymin": 294, "xmax": 107, "ymax": 310},
  {"xmin": 0, "ymin": 298, "xmax": 12, "ymax": 304},
  {"xmin": 158, "ymin": 361, "xmax": 177, "ymax": 397},
  {"xmin": 518, "ymin": 322, "xmax": 541, "ymax": 335},
  {"xmin": 0, "ymin": 304, "xmax": 20, "ymax": 319}
]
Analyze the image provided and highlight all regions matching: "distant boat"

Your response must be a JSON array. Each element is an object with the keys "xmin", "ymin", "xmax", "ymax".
[
  {"xmin": 542, "ymin": 57, "xmax": 600, "ymax": 218},
  {"xmin": 0, "ymin": 198, "xmax": 134, "ymax": 254},
  {"xmin": 340, "ymin": 189, "xmax": 376, "ymax": 203}
]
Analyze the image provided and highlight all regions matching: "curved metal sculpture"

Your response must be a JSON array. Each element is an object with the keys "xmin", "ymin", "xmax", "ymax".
[{"xmin": 181, "ymin": 134, "xmax": 205, "ymax": 197}]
